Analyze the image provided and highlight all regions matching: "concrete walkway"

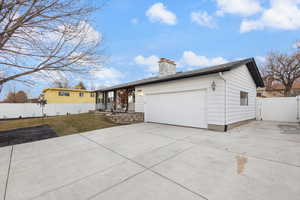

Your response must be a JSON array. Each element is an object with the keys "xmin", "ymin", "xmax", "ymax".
[{"xmin": 1, "ymin": 121, "xmax": 300, "ymax": 200}]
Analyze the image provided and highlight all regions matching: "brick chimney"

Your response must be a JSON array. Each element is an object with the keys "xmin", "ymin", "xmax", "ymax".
[{"xmin": 159, "ymin": 58, "xmax": 176, "ymax": 76}]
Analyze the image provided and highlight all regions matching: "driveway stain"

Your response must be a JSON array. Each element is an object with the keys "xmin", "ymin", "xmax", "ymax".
[
  {"xmin": 278, "ymin": 124, "xmax": 300, "ymax": 134},
  {"xmin": 236, "ymin": 155, "xmax": 248, "ymax": 174}
]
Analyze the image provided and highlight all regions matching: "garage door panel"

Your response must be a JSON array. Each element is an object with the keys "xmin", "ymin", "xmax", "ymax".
[{"xmin": 145, "ymin": 90, "xmax": 207, "ymax": 128}]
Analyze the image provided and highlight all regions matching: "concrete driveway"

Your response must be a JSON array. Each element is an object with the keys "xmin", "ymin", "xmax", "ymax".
[{"xmin": 1, "ymin": 121, "xmax": 300, "ymax": 200}]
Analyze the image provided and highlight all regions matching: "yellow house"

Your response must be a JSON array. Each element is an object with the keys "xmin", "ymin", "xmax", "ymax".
[{"xmin": 42, "ymin": 88, "xmax": 96, "ymax": 103}]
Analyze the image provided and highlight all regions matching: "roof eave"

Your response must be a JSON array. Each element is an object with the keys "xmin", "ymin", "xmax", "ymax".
[
  {"xmin": 96, "ymin": 58, "xmax": 265, "ymax": 92},
  {"xmin": 246, "ymin": 58, "xmax": 265, "ymax": 87},
  {"xmin": 96, "ymin": 68, "xmax": 232, "ymax": 92}
]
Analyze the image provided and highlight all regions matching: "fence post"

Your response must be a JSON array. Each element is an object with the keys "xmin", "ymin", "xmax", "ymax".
[{"xmin": 256, "ymin": 98, "xmax": 262, "ymax": 121}]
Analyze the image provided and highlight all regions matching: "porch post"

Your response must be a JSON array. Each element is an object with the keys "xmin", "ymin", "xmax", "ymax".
[
  {"xmin": 126, "ymin": 88, "xmax": 129, "ymax": 112},
  {"xmin": 104, "ymin": 91, "xmax": 107, "ymax": 110},
  {"xmin": 95, "ymin": 92, "xmax": 98, "ymax": 110},
  {"xmin": 113, "ymin": 90, "xmax": 117, "ymax": 111}
]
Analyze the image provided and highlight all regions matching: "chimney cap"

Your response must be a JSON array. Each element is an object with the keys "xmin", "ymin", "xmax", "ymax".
[{"xmin": 159, "ymin": 58, "xmax": 176, "ymax": 65}]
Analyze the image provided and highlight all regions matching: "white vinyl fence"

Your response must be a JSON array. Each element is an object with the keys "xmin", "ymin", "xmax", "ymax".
[
  {"xmin": 0, "ymin": 103, "xmax": 95, "ymax": 119},
  {"xmin": 256, "ymin": 96, "xmax": 300, "ymax": 122}
]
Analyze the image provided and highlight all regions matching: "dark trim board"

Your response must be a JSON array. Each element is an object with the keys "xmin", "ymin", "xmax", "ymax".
[
  {"xmin": 207, "ymin": 124, "xmax": 227, "ymax": 132},
  {"xmin": 146, "ymin": 119, "xmax": 255, "ymax": 132},
  {"xmin": 227, "ymin": 119, "xmax": 256, "ymax": 130},
  {"xmin": 208, "ymin": 119, "xmax": 255, "ymax": 132},
  {"xmin": 145, "ymin": 122, "xmax": 208, "ymax": 130}
]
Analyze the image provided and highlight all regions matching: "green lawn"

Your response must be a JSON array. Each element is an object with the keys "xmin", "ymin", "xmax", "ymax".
[{"xmin": 0, "ymin": 113, "xmax": 121, "ymax": 136}]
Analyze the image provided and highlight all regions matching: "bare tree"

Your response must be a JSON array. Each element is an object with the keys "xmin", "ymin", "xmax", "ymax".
[
  {"xmin": 0, "ymin": 70, "xmax": 3, "ymax": 93},
  {"xmin": 51, "ymin": 71, "xmax": 70, "ymax": 88},
  {"xmin": 0, "ymin": 0, "xmax": 105, "ymax": 93},
  {"xmin": 3, "ymin": 90, "xmax": 28, "ymax": 103},
  {"xmin": 52, "ymin": 79, "xmax": 70, "ymax": 88},
  {"xmin": 263, "ymin": 49, "xmax": 300, "ymax": 96}
]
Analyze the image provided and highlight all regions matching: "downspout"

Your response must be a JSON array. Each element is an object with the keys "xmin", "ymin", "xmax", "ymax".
[{"xmin": 219, "ymin": 72, "xmax": 227, "ymax": 132}]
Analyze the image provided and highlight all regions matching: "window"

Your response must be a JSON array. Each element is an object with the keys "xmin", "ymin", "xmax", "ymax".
[
  {"xmin": 90, "ymin": 93, "xmax": 95, "ymax": 97},
  {"xmin": 128, "ymin": 90, "xmax": 135, "ymax": 103},
  {"xmin": 97, "ymin": 92, "xmax": 104, "ymax": 103},
  {"xmin": 107, "ymin": 91, "xmax": 114, "ymax": 103},
  {"xmin": 257, "ymin": 92, "xmax": 262, "ymax": 97},
  {"xmin": 240, "ymin": 91, "xmax": 248, "ymax": 106},
  {"xmin": 58, "ymin": 91, "xmax": 70, "ymax": 96},
  {"xmin": 79, "ymin": 92, "xmax": 84, "ymax": 97},
  {"xmin": 128, "ymin": 95, "xmax": 134, "ymax": 103}
]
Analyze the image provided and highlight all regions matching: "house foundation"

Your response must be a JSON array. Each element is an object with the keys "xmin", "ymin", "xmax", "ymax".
[{"xmin": 107, "ymin": 112, "xmax": 144, "ymax": 124}]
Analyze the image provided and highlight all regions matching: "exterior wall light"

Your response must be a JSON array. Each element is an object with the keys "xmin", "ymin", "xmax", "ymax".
[
  {"xmin": 211, "ymin": 81, "xmax": 216, "ymax": 91},
  {"xmin": 137, "ymin": 90, "xmax": 144, "ymax": 96}
]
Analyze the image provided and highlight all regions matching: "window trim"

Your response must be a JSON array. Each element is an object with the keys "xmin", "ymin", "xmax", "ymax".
[{"xmin": 240, "ymin": 91, "xmax": 248, "ymax": 106}]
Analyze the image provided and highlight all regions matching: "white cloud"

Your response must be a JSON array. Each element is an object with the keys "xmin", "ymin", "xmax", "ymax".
[
  {"xmin": 180, "ymin": 51, "xmax": 227, "ymax": 67},
  {"xmin": 89, "ymin": 79, "xmax": 121, "ymax": 89},
  {"xmin": 68, "ymin": 21, "xmax": 101, "ymax": 44},
  {"xmin": 89, "ymin": 66, "xmax": 123, "ymax": 87},
  {"xmin": 78, "ymin": 21, "xmax": 101, "ymax": 43},
  {"xmin": 99, "ymin": 80, "xmax": 121, "ymax": 87},
  {"xmin": 216, "ymin": 0, "xmax": 262, "ymax": 17},
  {"xmin": 131, "ymin": 18, "xmax": 139, "ymax": 24},
  {"xmin": 48, "ymin": 21, "xmax": 101, "ymax": 44},
  {"xmin": 30, "ymin": 71, "xmax": 69, "ymax": 84},
  {"xmin": 240, "ymin": 20, "xmax": 260, "ymax": 33},
  {"xmin": 134, "ymin": 55, "xmax": 159, "ymax": 73},
  {"xmin": 240, "ymin": 0, "xmax": 300, "ymax": 33},
  {"xmin": 255, "ymin": 56, "xmax": 267, "ymax": 65},
  {"xmin": 293, "ymin": 41, "xmax": 300, "ymax": 49},
  {"xmin": 146, "ymin": 3, "xmax": 177, "ymax": 25},
  {"xmin": 91, "ymin": 67, "xmax": 123, "ymax": 79},
  {"xmin": 191, "ymin": 11, "xmax": 216, "ymax": 28}
]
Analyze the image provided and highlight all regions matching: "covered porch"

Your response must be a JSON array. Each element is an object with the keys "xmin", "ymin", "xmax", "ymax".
[{"xmin": 96, "ymin": 87, "xmax": 135, "ymax": 112}]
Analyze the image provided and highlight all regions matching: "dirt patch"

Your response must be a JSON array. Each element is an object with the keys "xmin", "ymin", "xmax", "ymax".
[
  {"xmin": 0, "ymin": 125, "xmax": 58, "ymax": 147},
  {"xmin": 236, "ymin": 155, "xmax": 248, "ymax": 174}
]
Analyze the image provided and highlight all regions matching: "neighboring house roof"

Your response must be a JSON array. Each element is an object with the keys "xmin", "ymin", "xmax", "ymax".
[
  {"xmin": 270, "ymin": 81, "xmax": 300, "ymax": 90},
  {"xmin": 27, "ymin": 98, "xmax": 39, "ymax": 103},
  {"xmin": 43, "ymin": 88, "xmax": 94, "ymax": 93},
  {"xmin": 96, "ymin": 58, "xmax": 264, "ymax": 92}
]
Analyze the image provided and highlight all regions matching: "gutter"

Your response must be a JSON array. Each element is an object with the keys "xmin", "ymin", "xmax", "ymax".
[
  {"xmin": 96, "ymin": 68, "xmax": 233, "ymax": 92},
  {"xmin": 219, "ymin": 72, "xmax": 227, "ymax": 131},
  {"xmin": 95, "ymin": 58, "xmax": 263, "ymax": 93}
]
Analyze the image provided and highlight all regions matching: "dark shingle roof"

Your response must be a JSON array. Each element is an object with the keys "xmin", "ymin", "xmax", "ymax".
[{"xmin": 96, "ymin": 58, "xmax": 264, "ymax": 92}]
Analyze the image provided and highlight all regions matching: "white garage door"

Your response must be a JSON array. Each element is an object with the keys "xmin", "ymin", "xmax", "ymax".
[{"xmin": 145, "ymin": 89, "xmax": 207, "ymax": 128}]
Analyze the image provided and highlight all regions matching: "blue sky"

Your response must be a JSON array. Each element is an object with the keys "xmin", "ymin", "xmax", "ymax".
[{"xmin": 1, "ymin": 0, "xmax": 300, "ymax": 99}]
